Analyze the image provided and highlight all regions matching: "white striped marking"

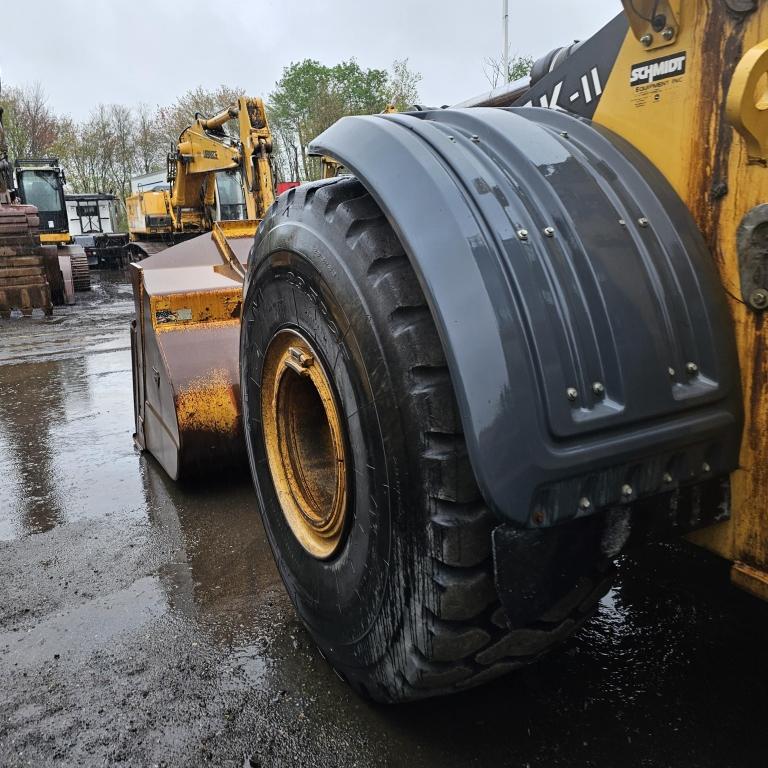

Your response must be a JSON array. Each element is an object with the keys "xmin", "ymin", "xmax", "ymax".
[{"xmin": 591, "ymin": 67, "xmax": 603, "ymax": 96}]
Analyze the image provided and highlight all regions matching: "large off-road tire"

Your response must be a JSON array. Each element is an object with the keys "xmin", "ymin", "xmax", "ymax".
[{"xmin": 240, "ymin": 177, "xmax": 612, "ymax": 703}]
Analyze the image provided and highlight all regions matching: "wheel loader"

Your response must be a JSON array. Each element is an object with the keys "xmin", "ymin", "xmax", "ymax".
[{"xmin": 132, "ymin": 0, "xmax": 768, "ymax": 703}]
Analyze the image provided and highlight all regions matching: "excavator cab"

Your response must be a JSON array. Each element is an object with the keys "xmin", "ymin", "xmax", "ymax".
[
  {"xmin": 214, "ymin": 169, "xmax": 248, "ymax": 222},
  {"xmin": 14, "ymin": 159, "xmax": 68, "ymax": 244},
  {"xmin": 14, "ymin": 157, "xmax": 90, "ymax": 292}
]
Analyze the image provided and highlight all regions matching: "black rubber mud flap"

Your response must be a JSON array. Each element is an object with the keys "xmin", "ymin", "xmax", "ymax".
[{"xmin": 492, "ymin": 476, "xmax": 730, "ymax": 629}]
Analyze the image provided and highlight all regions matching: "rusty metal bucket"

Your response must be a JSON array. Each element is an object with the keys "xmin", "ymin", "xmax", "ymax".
[{"xmin": 130, "ymin": 221, "xmax": 255, "ymax": 480}]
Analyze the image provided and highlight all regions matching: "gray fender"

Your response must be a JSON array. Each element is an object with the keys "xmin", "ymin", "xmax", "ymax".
[{"xmin": 309, "ymin": 107, "xmax": 742, "ymax": 527}]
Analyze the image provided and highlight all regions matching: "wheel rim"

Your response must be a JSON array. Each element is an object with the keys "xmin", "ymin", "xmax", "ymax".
[{"xmin": 260, "ymin": 330, "xmax": 349, "ymax": 559}]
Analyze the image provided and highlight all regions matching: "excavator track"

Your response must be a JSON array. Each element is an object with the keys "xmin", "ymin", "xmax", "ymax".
[{"xmin": 65, "ymin": 246, "xmax": 91, "ymax": 292}]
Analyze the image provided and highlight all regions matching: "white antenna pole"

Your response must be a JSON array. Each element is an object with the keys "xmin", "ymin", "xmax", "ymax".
[{"xmin": 502, "ymin": 0, "xmax": 509, "ymax": 83}]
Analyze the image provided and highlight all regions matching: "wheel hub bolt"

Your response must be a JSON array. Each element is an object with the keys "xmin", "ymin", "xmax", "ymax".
[
  {"xmin": 566, "ymin": 387, "xmax": 579, "ymax": 402},
  {"xmin": 621, "ymin": 483, "xmax": 634, "ymax": 499},
  {"xmin": 592, "ymin": 381, "xmax": 605, "ymax": 397},
  {"xmin": 285, "ymin": 346, "xmax": 315, "ymax": 376},
  {"xmin": 686, "ymin": 362, "xmax": 699, "ymax": 375},
  {"xmin": 750, "ymin": 289, "xmax": 768, "ymax": 310}
]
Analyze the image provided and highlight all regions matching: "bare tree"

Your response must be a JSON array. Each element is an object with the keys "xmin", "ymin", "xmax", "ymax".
[
  {"xmin": 0, "ymin": 82, "xmax": 59, "ymax": 159},
  {"xmin": 483, "ymin": 54, "xmax": 535, "ymax": 88},
  {"xmin": 386, "ymin": 59, "xmax": 422, "ymax": 110},
  {"xmin": 55, "ymin": 106, "xmax": 118, "ymax": 195},
  {"xmin": 108, "ymin": 104, "xmax": 137, "ymax": 199},
  {"xmin": 134, "ymin": 103, "xmax": 163, "ymax": 175},
  {"xmin": 155, "ymin": 84, "xmax": 246, "ymax": 150}
]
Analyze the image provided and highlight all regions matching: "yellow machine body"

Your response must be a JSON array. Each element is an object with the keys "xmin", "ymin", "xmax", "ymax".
[
  {"xmin": 583, "ymin": 0, "xmax": 768, "ymax": 600},
  {"xmin": 320, "ymin": 156, "xmax": 344, "ymax": 179},
  {"xmin": 39, "ymin": 232, "xmax": 72, "ymax": 245},
  {"xmin": 126, "ymin": 190, "xmax": 174, "ymax": 237}
]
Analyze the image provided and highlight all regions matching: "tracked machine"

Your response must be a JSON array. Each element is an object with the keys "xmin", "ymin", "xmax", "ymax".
[
  {"xmin": 13, "ymin": 158, "xmax": 90, "ymax": 292},
  {"xmin": 132, "ymin": 0, "xmax": 768, "ymax": 702}
]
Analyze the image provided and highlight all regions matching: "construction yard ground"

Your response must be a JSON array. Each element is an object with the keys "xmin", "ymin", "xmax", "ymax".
[{"xmin": 0, "ymin": 272, "xmax": 767, "ymax": 767}]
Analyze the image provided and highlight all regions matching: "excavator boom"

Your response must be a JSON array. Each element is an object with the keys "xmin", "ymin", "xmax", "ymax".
[{"xmin": 127, "ymin": 96, "xmax": 273, "ymax": 257}]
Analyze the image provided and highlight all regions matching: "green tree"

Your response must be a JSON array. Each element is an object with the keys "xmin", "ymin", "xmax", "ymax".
[
  {"xmin": 386, "ymin": 59, "xmax": 422, "ymax": 110},
  {"xmin": 269, "ymin": 58, "xmax": 420, "ymax": 181}
]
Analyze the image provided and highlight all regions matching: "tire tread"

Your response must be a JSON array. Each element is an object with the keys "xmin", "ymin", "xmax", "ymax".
[{"xmin": 258, "ymin": 177, "xmax": 612, "ymax": 703}]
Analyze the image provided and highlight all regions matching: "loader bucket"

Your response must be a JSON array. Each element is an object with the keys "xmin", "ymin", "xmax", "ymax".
[{"xmin": 130, "ymin": 221, "xmax": 256, "ymax": 480}]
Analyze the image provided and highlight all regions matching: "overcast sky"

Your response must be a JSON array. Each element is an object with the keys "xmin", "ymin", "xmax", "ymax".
[{"xmin": 2, "ymin": 0, "xmax": 619, "ymax": 120}]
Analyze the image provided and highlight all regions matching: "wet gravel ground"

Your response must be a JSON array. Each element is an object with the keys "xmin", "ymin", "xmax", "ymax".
[{"xmin": 1, "ymin": 273, "xmax": 767, "ymax": 767}]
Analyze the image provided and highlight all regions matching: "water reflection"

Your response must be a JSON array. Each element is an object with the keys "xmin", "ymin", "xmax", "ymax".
[
  {"xmin": 0, "ymin": 575, "xmax": 166, "ymax": 668},
  {"xmin": 139, "ymin": 453, "xmax": 283, "ymax": 648},
  {"xmin": 137, "ymin": 455, "xmax": 292, "ymax": 692},
  {"xmin": 0, "ymin": 349, "xmax": 147, "ymax": 539},
  {"xmin": 0, "ymin": 358, "xmax": 72, "ymax": 535}
]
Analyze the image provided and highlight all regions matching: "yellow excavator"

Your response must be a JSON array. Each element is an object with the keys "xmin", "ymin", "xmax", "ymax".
[
  {"xmin": 125, "ymin": 96, "xmax": 274, "ymax": 259},
  {"xmin": 129, "ymin": 97, "xmax": 274, "ymax": 480},
  {"xmin": 132, "ymin": 0, "xmax": 768, "ymax": 703}
]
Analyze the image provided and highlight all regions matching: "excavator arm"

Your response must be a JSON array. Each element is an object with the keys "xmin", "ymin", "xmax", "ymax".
[
  {"xmin": 231, "ymin": 98, "xmax": 274, "ymax": 221},
  {"xmin": 168, "ymin": 97, "xmax": 275, "ymax": 228}
]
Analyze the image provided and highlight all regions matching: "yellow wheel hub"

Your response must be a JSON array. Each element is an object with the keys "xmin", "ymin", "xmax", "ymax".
[{"xmin": 261, "ymin": 330, "xmax": 348, "ymax": 559}]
